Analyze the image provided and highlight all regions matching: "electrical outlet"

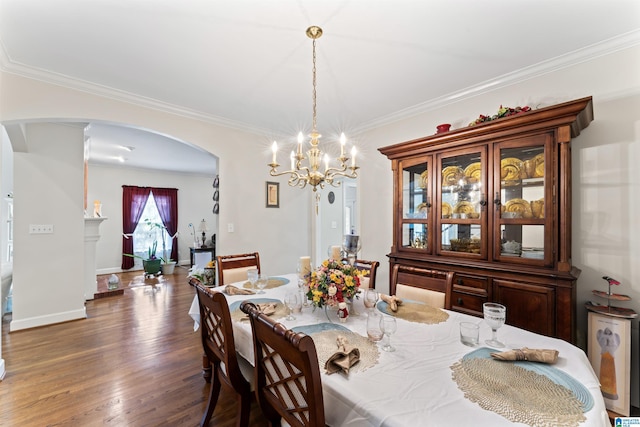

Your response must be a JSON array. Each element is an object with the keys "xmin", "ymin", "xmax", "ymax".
[
  {"xmin": 228, "ymin": 223, "xmax": 234, "ymax": 233},
  {"xmin": 29, "ymin": 224, "xmax": 54, "ymax": 234}
]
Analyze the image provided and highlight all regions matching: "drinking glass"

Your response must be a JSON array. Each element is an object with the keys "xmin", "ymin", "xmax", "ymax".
[
  {"xmin": 256, "ymin": 274, "xmax": 268, "ymax": 294},
  {"xmin": 363, "ymin": 289, "xmax": 379, "ymax": 312},
  {"xmin": 483, "ymin": 302, "xmax": 506, "ymax": 348},
  {"xmin": 247, "ymin": 268, "xmax": 258, "ymax": 291},
  {"xmin": 366, "ymin": 311, "xmax": 384, "ymax": 342},
  {"xmin": 284, "ymin": 293, "xmax": 299, "ymax": 321},
  {"xmin": 379, "ymin": 315, "xmax": 397, "ymax": 352},
  {"xmin": 298, "ymin": 277, "xmax": 310, "ymax": 307}
]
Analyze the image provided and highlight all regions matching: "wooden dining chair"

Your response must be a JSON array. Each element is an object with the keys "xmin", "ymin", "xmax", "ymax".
[
  {"xmin": 240, "ymin": 301, "xmax": 325, "ymax": 427},
  {"xmin": 191, "ymin": 279, "xmax": 253, "ymax": 427},
  {"xmin": 391, "ymin": 264, "xmax": 454, "ymax": 309},
  {"xmin": 353, "ymin": 259, "xmax": 380, "ymax": 290},
  {"xmin": 216, "ymin": 252, "xmax": 261, "ymax": 287}
]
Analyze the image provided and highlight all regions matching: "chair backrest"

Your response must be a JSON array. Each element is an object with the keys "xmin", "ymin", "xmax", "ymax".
[
  {"xmin": 240, "ymin": 301, "xmax": 325, "ymax": 427},
  {"xmin": 354, "ymin": 259, "xmax": 380, "ymax": 290},
  {"xmin": 391, "ymin": 264, "xmax": 454, "ymax": 309},
  {"xmin": 216, "ymin": 252, "xmax": 261, "ymax": 287},
  {"xmin": 190, "ymin": 278, "xmax": 251, "ymax": 394}
]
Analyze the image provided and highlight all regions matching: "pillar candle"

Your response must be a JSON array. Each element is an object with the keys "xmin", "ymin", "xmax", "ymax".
[
  {"xmin": 330, "ymin": 246, "xmax": 341, "ymax": 260},
  {"xmin": 299, "ymin": 256, "xmax": 311, "ymax": 278}
]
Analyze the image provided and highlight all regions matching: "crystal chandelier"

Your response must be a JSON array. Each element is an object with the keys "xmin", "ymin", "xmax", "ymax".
[{"xmin": 268, "ymin": 26, "xmax": 359, "ymax": 192}]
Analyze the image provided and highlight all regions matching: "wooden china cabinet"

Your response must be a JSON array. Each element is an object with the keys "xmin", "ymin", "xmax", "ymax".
[{"xmin": 379, "ymin": 97, "xmax": 593, "ymax": 343}]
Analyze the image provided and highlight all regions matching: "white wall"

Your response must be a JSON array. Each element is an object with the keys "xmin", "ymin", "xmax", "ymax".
[
  {"xmin": 0, "ymin": 71, "xmax": 310, "ymax": 330},
  {"xmin": 360, "ymin": 44, "xmax": 640, "ymax": 348},
  {"xmin": 12, "ymin": 122, "xmax": 86, "ymax": 331},
  {"xmin": 87, "ymin": 164, "xmax": 217, "ymax": 272}
]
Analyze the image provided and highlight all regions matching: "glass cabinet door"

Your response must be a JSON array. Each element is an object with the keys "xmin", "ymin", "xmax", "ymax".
[
  {"xmin": 438, "ymin": 148, "xmax": 486, "ymax": 257},
  {"xmin": 399, "ymin": 157, "xmax": 431, "ymax": 251},
  {"xmin": 495, "ymin": 135, "xmax": 551, "ymax": 264}
]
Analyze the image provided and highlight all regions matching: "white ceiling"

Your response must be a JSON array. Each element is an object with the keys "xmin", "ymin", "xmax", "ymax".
[{"xmin": 1, "ymin": 0, "xmax": 639, "ymax": 175}]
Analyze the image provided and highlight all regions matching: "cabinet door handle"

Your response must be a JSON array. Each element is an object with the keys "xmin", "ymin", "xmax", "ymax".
[
  {"xmin": 457, "ymin": 298, "xmax": 464, "ymax": 305},
  {"xmin": 494, "ymin": 192, "xmax": 501, "ymax": 211},
  {"xmin": 457, "ymin": 278, "xmax": 464, "ymax": 285}
]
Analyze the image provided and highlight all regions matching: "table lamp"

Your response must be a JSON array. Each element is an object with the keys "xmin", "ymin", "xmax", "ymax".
[{"xmin": 198, "ymin": 219, "xmax": 209, "ymax": 248}]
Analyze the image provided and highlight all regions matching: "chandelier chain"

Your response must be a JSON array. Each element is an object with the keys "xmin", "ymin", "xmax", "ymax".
[{"xmin": 312, "ymin": 38, "xmax": 317, "ymax": 133}]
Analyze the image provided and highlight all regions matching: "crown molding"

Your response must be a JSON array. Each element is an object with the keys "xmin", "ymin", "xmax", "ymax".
[
  {"xmin": 0, "ymin": 41, "xmax": 270, "ymax": 136},
  {"xmin": 2, "ymin": 30, "xmax": 639, "ymax": 137},
  {"xmin": 353, "ymin": 29, "xmax": 640, "ymax": 134}
]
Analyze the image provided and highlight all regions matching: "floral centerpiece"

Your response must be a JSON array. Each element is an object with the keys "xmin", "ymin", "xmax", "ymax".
[{"xmin": 306, "ymin": 259, "xmax": 367, "ymax": 309}]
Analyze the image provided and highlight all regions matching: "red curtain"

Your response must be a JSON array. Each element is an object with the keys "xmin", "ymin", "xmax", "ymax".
[
  {"xmin": 153, "ymin": 188, "xmax": 179, "ymax": 262},
  {"xmin": 121, "ymin": 186, "xmax": 152, "ymax": 269}
]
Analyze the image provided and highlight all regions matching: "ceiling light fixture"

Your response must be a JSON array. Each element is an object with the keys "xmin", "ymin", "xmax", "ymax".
[{"xmin": 268, "ymin": 26, "xmax": 359, "ymax": 193}]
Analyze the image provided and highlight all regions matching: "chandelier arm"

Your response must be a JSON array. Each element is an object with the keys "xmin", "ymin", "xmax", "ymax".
[{"xmin": 326, "ymin": 169, "xmax": 359, "ymax": 180}]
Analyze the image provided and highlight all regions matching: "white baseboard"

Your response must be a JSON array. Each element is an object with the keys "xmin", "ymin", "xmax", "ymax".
[
  {"xmin": 10, "ymin": 307, "xmax": 86, "ymax": 332},
  {"xmin": 0, "ymin": 358, "xmax": 5, "ymax": 381}
]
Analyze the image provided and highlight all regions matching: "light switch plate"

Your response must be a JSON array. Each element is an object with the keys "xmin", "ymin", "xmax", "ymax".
[{"xmin": 29, "ymin": 224, "xmax": 54, "ymax": 234}]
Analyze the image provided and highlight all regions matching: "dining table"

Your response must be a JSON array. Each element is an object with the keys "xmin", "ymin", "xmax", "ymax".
[{"xmin": 188, "ymin": 273, "xmax": 609, "ymax": 427}]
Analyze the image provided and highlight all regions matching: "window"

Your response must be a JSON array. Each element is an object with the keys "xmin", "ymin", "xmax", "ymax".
[
  {"xmin": 131, "ymin": 193, "xmax": 172, "ymax": 266},
  {"xmin": 121, "ymin": 186, "xmax": 178, "ymax": 270}
]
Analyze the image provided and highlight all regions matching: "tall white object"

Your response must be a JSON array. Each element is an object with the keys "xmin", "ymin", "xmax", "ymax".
[{"xmin": 84, "ymin": 217, "xmax": 107, "ymax": 300}]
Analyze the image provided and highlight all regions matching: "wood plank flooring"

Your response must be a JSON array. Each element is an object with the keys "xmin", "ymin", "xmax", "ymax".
[{"xmin": 1, "ymin": 267, "xmax": 270, "ymax": 426}]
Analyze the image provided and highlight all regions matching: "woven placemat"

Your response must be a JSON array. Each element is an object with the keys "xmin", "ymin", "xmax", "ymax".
[
  {"xmin": 311, "ymin": 330, "xmax": 379, "ymax": 374},
  {"xmin": 241, "ymin": 277, "xmax": 289, "ymax": 290},
  {"xmin": 378, "ymin": 301, "xmax": 449, "ymax": 324},
  {"xmin": 450, "ymin": 357, "xmax": 586, "ymax": 427}
]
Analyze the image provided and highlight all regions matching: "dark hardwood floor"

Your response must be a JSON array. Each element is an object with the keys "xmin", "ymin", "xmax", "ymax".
[{"xmin": 1, "ymin": 266, "xmax": 269, "ymax": 426}]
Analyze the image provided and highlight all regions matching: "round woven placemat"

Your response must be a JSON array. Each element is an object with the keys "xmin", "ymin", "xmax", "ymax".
[
  {"xmin": 451, "ymin": 357, "xmax": 585, "ymax": 427},
  {"xmin": 311, "ymin": 330, "xmax": 379, "ymax": 374},
  {"xmin": 379, "ymin": 301, "xmax": 449, "ymax": 324}
]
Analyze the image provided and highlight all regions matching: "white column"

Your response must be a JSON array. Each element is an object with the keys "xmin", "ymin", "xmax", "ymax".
[{"xmin": 84, "ymin": 217, "xmax": 107, "ymax": 300}]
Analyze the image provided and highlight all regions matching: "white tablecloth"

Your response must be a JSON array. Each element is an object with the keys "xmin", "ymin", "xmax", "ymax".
[{"xmin": 188, "ymin": 273, "xmax": 609, "ymax": 427}]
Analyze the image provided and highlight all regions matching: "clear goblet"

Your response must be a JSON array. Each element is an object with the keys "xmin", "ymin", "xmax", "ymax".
[
  {"xmin": 247, "ymin": 268, "xmax": 258, "ymax": 291},
  {"xmin": 483, "ymin": 302, "xmax": 506, "ymax": 348},
  {"xmin": 284, "ymin": 293, "xmax": 299, "ymax": 321},
  {"xmin": 379, "ymin": 315, "xmax": 397, "ymax": 352},
  {"xmin": 256, "ymin": 274, "xmax": 268, "ymax": 294},
  {"xmin": 363, "ymin": 289, "xmax": 379, "ymax": 312}
]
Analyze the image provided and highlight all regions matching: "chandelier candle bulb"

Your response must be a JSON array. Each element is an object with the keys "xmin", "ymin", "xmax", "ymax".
[
  {"xmin": 351, "ymin": 146, "xmax": 357, "ymax": 167},
  {"xmin": 271, "ymin": 141, "xmax": 277, "ymax": 164},
  {"xmin": 290, "ymin": 151, "xmax": 295, "ymax": 170},
  {"xmin": 297, "ymin": 132, "xmax": 304, "ymax": 155},
  {"xmin": 340, "ymin": 132, "xmax": 346, "ymax": 157},
  {"xmin": 324, "ymin": 154, "xmax": 330, "ymax": 172}
]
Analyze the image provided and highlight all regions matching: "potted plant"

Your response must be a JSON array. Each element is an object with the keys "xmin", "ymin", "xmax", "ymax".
[
  {"xmin": 124, "ymin": 241, "xmax": 162, "ymax": 276},
  {"xmin": 124, "ymin": 218, "xmax": 177, "ymax": 276},
  {"xmin": 146, "ymin": 219, "xmax": 178, "ymax": 275}
]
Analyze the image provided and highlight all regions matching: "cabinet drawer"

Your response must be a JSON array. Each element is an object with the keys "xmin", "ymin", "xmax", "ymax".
[
  {"xmin": 451, "ymin": 291, "xmax": 486, "ymax": 315},
  {"xmin": 453, "ymin": 274, "xmax": 488, "ymax": 291}
]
